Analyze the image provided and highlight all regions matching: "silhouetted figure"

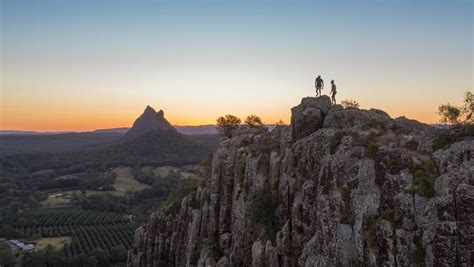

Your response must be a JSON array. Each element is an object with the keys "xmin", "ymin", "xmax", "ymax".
[
  {"xmin": 315, "ymin": 75, "xmax": 324, "ymax": 97},
  {"xmin": 330, "ymin": 80, "xmax": 337, "ymax": 104}
]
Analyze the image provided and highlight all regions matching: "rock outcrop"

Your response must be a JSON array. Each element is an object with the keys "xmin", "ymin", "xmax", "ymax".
[
  {"xmin": 128, "ymin": 97, "xmax": 473, "ymax": 267},
  {"xmin": 124, "ymin": 105, "xmax": 177, "ymax": 140}
]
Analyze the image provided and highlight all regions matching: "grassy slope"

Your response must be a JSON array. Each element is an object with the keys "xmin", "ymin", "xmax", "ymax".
[{"xmin": 112, "ymin": 167, "xmax": 150, "ymax": 193}]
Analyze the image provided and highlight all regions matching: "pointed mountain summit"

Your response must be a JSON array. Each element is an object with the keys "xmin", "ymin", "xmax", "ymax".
[
  {"xmin": 124, "ymin": 105, "xmax": 177, "ymax": 140},
  {"xmin": 116, "ymin": 105, "xmax": 216, "ymax": 165}
]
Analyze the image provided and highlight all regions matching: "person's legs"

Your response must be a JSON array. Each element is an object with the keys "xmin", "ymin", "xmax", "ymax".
[{"xmin": 332, "ymin": 94, "xmax": 336, "ymax": 104}]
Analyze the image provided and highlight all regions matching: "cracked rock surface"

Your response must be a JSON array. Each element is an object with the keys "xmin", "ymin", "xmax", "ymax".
[{"xmin": 128, "ymin": 97, "xmax": 473, "ymax": 267}]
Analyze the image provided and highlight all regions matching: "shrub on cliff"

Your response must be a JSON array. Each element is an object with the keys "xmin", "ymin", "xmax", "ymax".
[
  {"xmin": 432, "ymin": 133, "xmax": 453, "ymax": 150},
  {"xmin": 249, "ymin": 189, "xmax": 278, "ymax": 241},
  {"xmin": 364, "ymin": 208, "xmax": 397, "ymax": 248},
  {"xmin": 217, "ymin": 114, "xmax": 241, "ymax": 138},
  {"xmin": 363, "ymin": 118, "xmax": 379, "ymax": 130},
  {"xmin": 330, "ymin": 131, "xmax": 345, "ymax": 154},
  {"xmin": 341, "ymin": 99, "xmax": 360, "ymax": 109},
  {"xmin": 339, "ymin": 185, "xmax": 354, "ymax": 224},
  {"xmin": 405, "ymin": 170, "xmax": 436, "ymax": 198},
  {"xmin": 160, "ymin": 178, "xmax": 199, "ymax": 214},
  {"xmin": 200, "ymin": 153, "xmax": 214, "ymax": 177},
  {"xmin": 412, "ymin": 243, "xmax": 426, "ymax": 265},
  {"xmin": 365, "ymin": 141, "xmax": 379, "ymax": 159}
]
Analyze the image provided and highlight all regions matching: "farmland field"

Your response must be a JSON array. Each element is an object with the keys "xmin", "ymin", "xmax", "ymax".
[
  {"xmin": 2, "ymin": 208, "xmax": 128, "ymax": 226},
  {"xmin": 41, "ymin": 195, "xmax": 72, "ymax": 206},
  {"xmin": 1, "ymin": 208, "xmax": 135, "ymax": 257}
]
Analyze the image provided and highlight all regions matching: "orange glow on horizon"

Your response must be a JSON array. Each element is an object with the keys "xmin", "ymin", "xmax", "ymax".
[{"xmin": 1, "ymin": 102, "xmax": 442, "ymax": 132}]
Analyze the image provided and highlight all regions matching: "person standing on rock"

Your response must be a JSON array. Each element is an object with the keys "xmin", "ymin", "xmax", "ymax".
[
  {"xmin": 330, "ymin": 80, "xmax": 337, "ymax": 104},
  {"xmin": 315, "ymin": 75, "xmax": 324, "ymax": 97}
]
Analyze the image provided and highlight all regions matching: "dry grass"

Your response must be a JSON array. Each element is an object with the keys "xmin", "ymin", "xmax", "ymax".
[
  {"xmin": 34, "ymin": 236, "xmax": 72, "ymax": 251},
  {"xmin": 41, "ymin": 196, "xmax": 71, "ymax": 207},
  {"xmin": 152, "ymin": 166, "xmax": 198, "ymax": 180},
  {"xmin": 152, "ymin": 166, "xmax": 178, "ymax": 177},
  {"xmin": 41, "ymin": 167, "xmax": 151, "ymax": 207},
  {"xmin": 112, "ymin": 167, "xmax": 150, "ymax": 193},
  {"xmin": 41, "ymin": 189, "xmax": 120, "ymax": 207}
]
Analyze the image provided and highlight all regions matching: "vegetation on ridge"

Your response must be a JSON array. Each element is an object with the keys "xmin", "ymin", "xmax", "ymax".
[
  {"xmin": 217, "ymin": 114, "xmax": 241, "ymax": 138},
  {"xmin": 438, "ymin": 91, "xmax": 473, "ymax": 125},
  {"xmin": 341, "ymin": 99, "xmax": 360, "ymax": 109},
  {"xmin": 245, "ymin": 115, "xmax": 264, "ymax": 128}
]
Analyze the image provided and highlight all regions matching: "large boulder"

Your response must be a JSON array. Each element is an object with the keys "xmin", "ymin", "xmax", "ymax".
[
  {"xmin": 291, "ymin": 96, "xmax": 332, "ymax": 141},
  {"xmin": 322, "ymin": 107, "xmax": 391, "ymax": 130}
]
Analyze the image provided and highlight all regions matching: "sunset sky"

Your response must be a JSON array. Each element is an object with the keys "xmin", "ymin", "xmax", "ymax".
[{"xmin": 1, "ymin": 0, "xmax": 472, "ymax": 131}]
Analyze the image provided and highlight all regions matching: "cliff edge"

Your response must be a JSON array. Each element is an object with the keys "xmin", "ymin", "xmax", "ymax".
[{"xmin": 128, "ymin": 96, "xmax": 473, "ymax": 266}]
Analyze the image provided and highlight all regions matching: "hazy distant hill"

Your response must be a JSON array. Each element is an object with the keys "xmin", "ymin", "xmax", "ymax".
[
  {"xmin": 0, "ymin": 105, "xmax": 218, "ymax": 175},
  {"xmin": 0, "ymin": 126, "xmax": 218, "ymax": 154},
  {"xmin": 93, "ymin": 127, "xmax": 130, "ymax": 134},
  {"xmin": 0, "ymin": 107, "xmax": 220, "ymax": 154},
  {"xmin": 0, "ymin": 132, "xmax": 124, "ymax": 154},
  {"xmin": 0, "ymin": 125, "xmax": 219, "ymax": 136},
  {"xmin": 92, "ymin": 125, "xmax": 219, "ymax": 135},
  {"xmin": 0, "ymin": 130, "xmax": 72, "ymax": 135},
  {"xmin": 175, "ymin": 125, "xmax": 218, "ymax": 135}
]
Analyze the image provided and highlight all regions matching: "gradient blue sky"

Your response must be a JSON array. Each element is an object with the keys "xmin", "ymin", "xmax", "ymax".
[{"xmin": 1, "ymin": 0, "xmax": 472, "ymax": 131}]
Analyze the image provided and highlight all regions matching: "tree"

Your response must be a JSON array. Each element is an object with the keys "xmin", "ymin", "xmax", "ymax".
[
  {"xmin": 0, "ymin": 225, "xmax": 23, "ymax": 238},
  {"xmin": 216, "ymin": 114, "xmax": 241, "ymax": 138},
  {"xmin": 23, "ymin": 250, "xmax": 47, "ymax": 267},
  {"xmin": 438, "ymin": 104, "xmax": 461, "ymax": 124},
  {"xmin": 438, "ymin": 91, "xmax": 473, "ymax": 125},
  {"xmin": 341, "ymin": 99, "xmax": 360, "ymax": 109},
  {"xmin": 462, "ymin": 91, "xmax": 473, "ymax": 123},
  {"xmin": 44, "ymin": 245, "xmax": 65, "ymax": 266},
  {"xmin": 110, "ymin": 245, "xmax": 128, "ymax": 263},
  {"xmin": 0, "ymin": 242, "xmax": 15, "ymax": 267},
  {"xmin": 84, "ymin": 256, "xmax": 98, "ymax": 267},
  {"xmin": 90, "ymin": 248, "xmax": 109, "ymax": 266},
  {"xmin": 245, "ymin": 115, "xmax": 264, "ymax": 128}
]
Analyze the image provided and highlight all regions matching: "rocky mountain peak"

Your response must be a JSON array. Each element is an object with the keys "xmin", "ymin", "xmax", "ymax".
[
  {"xmin": 291, "ymin": 96, "xmax": 332, "ymax": 141},
  {"xmin": 124, "ymin": 105, "xmax": 177, "ymax": 140},
  {"xmin": 143, "ymin": 105, "xmax": 156, "ymax": 114},
  {"xmin": 157, "ymin": 109, "xmax": 164, "ymax": 118}
]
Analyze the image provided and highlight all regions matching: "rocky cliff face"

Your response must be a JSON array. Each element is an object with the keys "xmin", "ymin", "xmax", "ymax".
[{"xmin": 128, "ymin": 96, "xmax": 473, "ymax": 267}]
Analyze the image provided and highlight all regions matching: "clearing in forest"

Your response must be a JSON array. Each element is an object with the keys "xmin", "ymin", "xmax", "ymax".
[
  {"xmin": 112, "ymin": 167, "xmax": 150, "ymax": 193},
  {"xmin": 35, "ymin": 236, "xmax": 72, "ymax": 250}
]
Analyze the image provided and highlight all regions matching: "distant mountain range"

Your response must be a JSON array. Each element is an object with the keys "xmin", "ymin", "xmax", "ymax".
[
  {"xmin": 0, "ymin": 125, "xmax": 217, "ymax": 136},
  {"xmin": 0, "ymin": 105, "xmax": 219, "ymax": 155},
  {"xmin": 0, "ymin": 130, "xmax": 75, "ymax": 135},
  {"xmin": 1, "ymin": 124, "xmax": 448, "ymax": 136}
]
